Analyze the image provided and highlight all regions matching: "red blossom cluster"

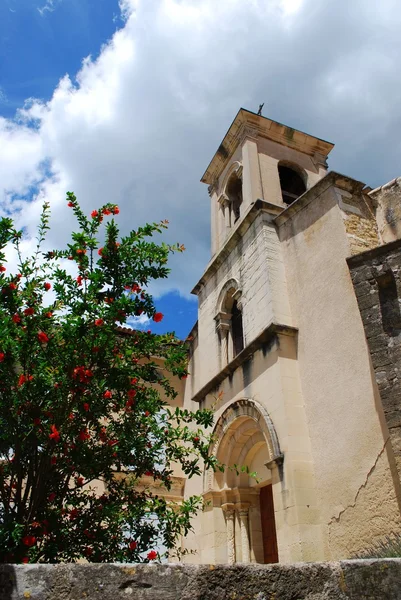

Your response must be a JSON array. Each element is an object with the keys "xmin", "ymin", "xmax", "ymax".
[{"xmin": 72, "ymin": 366, "xmax": 94, "ymax": 384}]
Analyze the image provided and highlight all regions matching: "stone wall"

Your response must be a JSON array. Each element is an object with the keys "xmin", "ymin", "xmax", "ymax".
[
  {"xmin": 347, "ymin": 238, "xmax": 401, "ymax": 480},
  {"xmin": 1, "ymin": 561, "xmax": 401, "ymax": 599}
]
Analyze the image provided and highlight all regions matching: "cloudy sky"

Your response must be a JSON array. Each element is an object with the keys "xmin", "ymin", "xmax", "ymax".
[{"xmin": 1, "ymin": 0, "xmax": 401, "ymax": 338}]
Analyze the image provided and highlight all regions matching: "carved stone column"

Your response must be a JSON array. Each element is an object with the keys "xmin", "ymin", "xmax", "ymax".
[
  {"xmin": 222, "ymin": 503, "xmax": 236, "ymax": 564},
  {"xmin": 237, "ymin": 503, "xmax": 251, "ymax": 563},
  {"xmin": 215, "ymin": 313, "xmax": 231, "ymax": 366}
]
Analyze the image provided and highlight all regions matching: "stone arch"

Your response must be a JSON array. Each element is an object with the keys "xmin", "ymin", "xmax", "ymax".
[
  {"xmin": 216, "ymin": 278, "xmax": 241, "ymax": 315},
  {"xmin": 215, "ymin": 279, "xmax": 244, "ymax": 361},
  {"xmin": 220, "ymin": 161, "xmax": 243, "ymax": 195},
  {"xmin": 204, "ymin": 398, "xmax": 283, "ymax": 493}
]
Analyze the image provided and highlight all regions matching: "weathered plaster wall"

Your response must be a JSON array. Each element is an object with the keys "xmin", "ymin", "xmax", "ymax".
[
  {"xmin": 277, "ymin": 182, "xmax": 401, "ymax": 559},
  {"xmin": 2, "ymin": 561, "xmax": 401, "ymax": 600},
  {"xmin": 347, "ymin": 239, "xmax": 401, "ymax": 481}
]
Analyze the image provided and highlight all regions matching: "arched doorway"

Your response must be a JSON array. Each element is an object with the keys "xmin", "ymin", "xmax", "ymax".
[{"xmin": 204, "ymin": 399, "xmax": 283, "ymax": 564}]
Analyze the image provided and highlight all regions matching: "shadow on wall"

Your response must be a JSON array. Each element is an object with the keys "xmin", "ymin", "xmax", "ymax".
[{"xmin": 0, "ymin": 565, "xmax": 17, "ymax": 599}]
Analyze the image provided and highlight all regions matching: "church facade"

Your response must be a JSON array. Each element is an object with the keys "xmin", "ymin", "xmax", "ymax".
[{"xmin": 177, "ymin": 109, "xmax": 401, "ymax": 564}]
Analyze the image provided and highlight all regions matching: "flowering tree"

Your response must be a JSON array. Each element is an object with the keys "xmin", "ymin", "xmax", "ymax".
[{"xmin": 0, "ymin": 194, "xmax": 218, "ymax": 563}]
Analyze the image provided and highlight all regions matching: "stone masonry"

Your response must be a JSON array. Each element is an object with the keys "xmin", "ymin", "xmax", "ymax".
[
  {"xmin": 1, "ymin": 560, "xmax": 401, "ymax": 600},
  {"xmin": 347, "ymin": 238, "xmax": 401, "ymax": 480}
]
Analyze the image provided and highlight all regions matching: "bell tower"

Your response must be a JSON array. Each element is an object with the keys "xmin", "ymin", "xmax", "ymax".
[{"xmin": 201, "ymin": 109, "xmax": 334, "ymax": 255}]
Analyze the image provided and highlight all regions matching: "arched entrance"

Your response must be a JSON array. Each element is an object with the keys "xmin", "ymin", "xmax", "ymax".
[{"xmin": 204, "ymin": 399, "xmax": 283, "ymax": 564}]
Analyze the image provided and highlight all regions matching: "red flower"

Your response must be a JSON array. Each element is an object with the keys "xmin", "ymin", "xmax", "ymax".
[
  {"xmin": 129, "ymin": 541, "xmax": 137, "ymax": 551},
  {"xmin": 69, "ymin": 508, "xmax": 79, "ymax": 520},
  {"xmin": 78, "ymin": 429, "xmax": 90, "ymax": 442},
  {"xmin": 24, "ymin": 307, "xmax": 34, "ymax": 316},
  {"xmin": 147, "ymin": 550, "xmax": 157, "ymax": 560},
  {"xmin": 193, "ymin": 436, "xmax": 200, "ymax": 443},
  {"xmin": 38, "ymin": 331, "xmax": 49, "ymax": 344},
  {"xmin": 103, "ymin": 390, "xmax": 112, "ymax": 399},
  {"xmin": 44, "ymin": 282, "xmax": 51, "ymax": 291},
  {"xmin": 48, "ymin": 492, "xmax": 56, "ymax": 502},
  {"xmin": 75, "ymin": 476, "xmax": 84, "ymax": 487},
  {"xmin": 76, "ymin": 275, "xmax": 83, "ymax": 286},
  {"xmin": 0, "ymin": 352, "xmax": 4, "ymax": 362},
  {"xmin": 103, "ymin": 208, "xmax": 111, "ymax": 215},
  {"xmin": 98, "ymin": 247, "xmax": 104, "ymax": 256},
  {"xmin": 18, "ymin": 374, "xmax": 26, "ymax": 387},
  {"xmin": 84, "ymin": 547, "xmax": 93, "ymax": 557},
  {"xmin": 12, "ymin": 314, "xmax": 21, "ymax": 323},
  {"xmin": 67, "ymin": 201, "xmax": 74, "ymax": 207},
  {"xmin": 33, "ymin": 418, "xmax": 41, "ymax": 426},
  {"xmin": 49, "ymin": 424, "xmax": 60, "ymax": 443},
  {"xmin": 95, "ymin": 319, "xmax": 104, "ymax": 327},
  {"xmin": 9, "ymin": 282, "xmax": 17, "ymax": 290},
  {"xmin": 51, "ymin": 456, "xmax": 57, "ymax": 465},
  {"xmin": 0, "ymin": 265, "xmax": 6, "ymax": 272},
  {"xmin": 127, "ymin": 389, "xmax": 136, "ymax": 399},
  {"xmin": 68, "ymin": 412, "xmax": 74, "ymax": 420},
  {"xmin": 112, "ymin": 206, "xmax": 120, "ymax": 215},
  {"xmin": 22, "ymin": 535, "xmax": 36, "ymax": 547},
  {"xmin": 45, "ymin": 311, "xmax": 53, "ymax": 318},
  {"xmin": 83, "ymin": 402, "xmax": 90, "ymax": 412},
  {"xmin": 91, "ymin": 210, "xmax": 98, "ymax": 218},
  {"xmin": 130, "ymin": 377, "xmax": 138, "ymax": 385},
  {"xmin": 144, "ymin": 411, "xmax": 150, "ymax": 417},
  {"xmin": 108, "ymin": 439, "xmax": 118, "ymax": 447},
  {"xmin": 144, "ymin": 471, "xmax": 153, "ymax": 477},
  {"xmin": 92, "ymin": 346, "xmax": 100, "ymax": 353},
  {"xmin": 153, "ymin": 312, "xmax": 163, "ymax": 323},
  {"xmin": 76, "ymin": 248, "xmax": 86, "ymax": 255},
  {"xmin": 22, "ymin": 557, "xmax": 29, "ymax": 564}
]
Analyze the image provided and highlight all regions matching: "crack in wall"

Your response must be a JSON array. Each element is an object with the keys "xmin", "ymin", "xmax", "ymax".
[{"xmin": 328, "ymin": 437, "xmax": 390, "ymax": 526}]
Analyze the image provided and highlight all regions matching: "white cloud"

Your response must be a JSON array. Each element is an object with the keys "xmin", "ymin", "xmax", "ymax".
[
  {"xmin": 38, "ymin": 0, "xmax": 62, "ymax": 16},
  {"xmin": 2, "ymin": 0, "xmax": 401, "ymax": 298}
]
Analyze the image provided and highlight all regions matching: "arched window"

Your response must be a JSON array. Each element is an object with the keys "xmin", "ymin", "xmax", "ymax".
[
  {"xmin": 231, "ymin": 299, "xmax": 244, "ymax": 356},
  {"xmin": 215, "ymin": 280, "xmax": 244, "ymax": 365},
  {"xmin": 278, "ymin": 165, "xmax": 306, "ymax": 206},
  {"xmin": 226, "ymin": 173, "xmax": 243, "ymax": 224}
]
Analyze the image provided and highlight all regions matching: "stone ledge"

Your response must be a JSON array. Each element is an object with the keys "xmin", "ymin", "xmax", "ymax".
[
  {"xmin": 191, "ymin": 322, "xmax": 298, "ymax": 403},
  {"xmin": 1, "ymin": 560, "xmax": 401, "ymax": 600}
]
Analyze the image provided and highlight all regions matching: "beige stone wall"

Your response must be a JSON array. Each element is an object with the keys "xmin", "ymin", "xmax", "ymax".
[
  {"xmin": 194, "ymin": 209, "xmax": 293, "ymax": 395},
  {"xmin": 257, "ymin": 137, "xmax": 323, "ymax": 207},
  {"xmin": 210, "ymin": 135, "xmax": 328, "ymax": 254},
  {"xmin": 182, "ymin": 331, "xmax": 324, "ymax": 564},
  {"xmin": 276, "ymin": 181, "xmax": 401, "ymax": 559}
]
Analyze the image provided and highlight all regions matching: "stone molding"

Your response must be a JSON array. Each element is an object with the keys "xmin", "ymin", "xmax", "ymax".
[{"xmin": 203, "ymin": 398, "xmax": 283, "ymax": 494}]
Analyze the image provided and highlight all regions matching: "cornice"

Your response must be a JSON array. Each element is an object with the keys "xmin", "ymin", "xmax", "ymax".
[
  {"xmin": 201, "ymin": 108, "xmax": 334, "ymax": 186},
  {"xmin": 273, "ymin": 171, "xmax": 367, "ymax": 228},
  {"xmin": 191, "ymin": 322, "xmax": 298, "ymax": 403}
]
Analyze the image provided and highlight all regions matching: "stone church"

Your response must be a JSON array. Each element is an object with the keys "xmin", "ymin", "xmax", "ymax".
[{"xmin": 171, "ymin": 108, "xmax": 401, "ymax": 564}]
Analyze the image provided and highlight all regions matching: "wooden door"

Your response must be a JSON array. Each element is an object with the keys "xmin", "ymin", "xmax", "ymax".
[{"xmin": 260, "ymin": 484, "xmax": 278, "ymax": 563}]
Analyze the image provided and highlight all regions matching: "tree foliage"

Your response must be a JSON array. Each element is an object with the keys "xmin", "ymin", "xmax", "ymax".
[{"xmin": 0, "ymin": 195, "xmax": 219, "ymax": 563}]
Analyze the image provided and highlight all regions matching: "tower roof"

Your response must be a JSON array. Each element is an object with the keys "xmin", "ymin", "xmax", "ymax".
[{"xmin": 201, "ymin": 108, "xmax": 334, "ymax": 185}]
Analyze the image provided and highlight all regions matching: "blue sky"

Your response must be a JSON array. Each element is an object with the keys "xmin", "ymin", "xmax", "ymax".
[
  {"xmin": 1, "ymin": 0, "xmax": 401, "ymax": 341},
  {"xmin": 0, "ymin": 0, "xmax": 121, "ymax": 116}
]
